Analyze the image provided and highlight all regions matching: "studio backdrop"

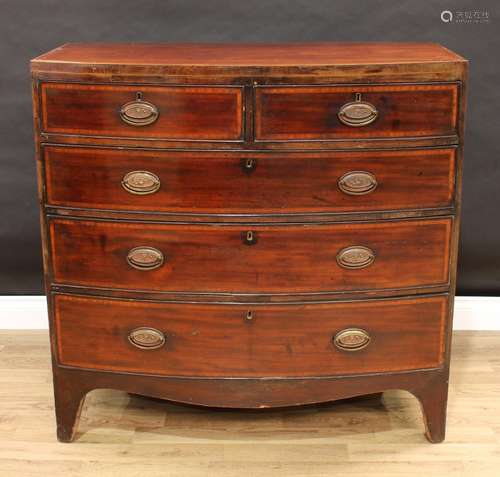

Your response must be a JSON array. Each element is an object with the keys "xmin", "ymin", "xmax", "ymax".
[{"xmin": 0, "ymin": 0, "xmax": 498, "ymax": 295}]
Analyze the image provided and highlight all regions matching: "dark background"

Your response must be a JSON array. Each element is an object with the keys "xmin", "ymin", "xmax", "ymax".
[{"xmin": 0, "ymin": 0, "xmax": 498, "ymax": 295}]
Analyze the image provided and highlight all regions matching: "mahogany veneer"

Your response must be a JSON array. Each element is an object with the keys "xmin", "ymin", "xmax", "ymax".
[
  {"xmin": 41, "ymin": 83, "xmax": 244, "ymax": 140},
  {"xmin": 31, "ymin": 43, "xmax": 467, "ymax": 444},
  {"xmin": 54, "ymin": 294, "xmax": 448, "ymax": 377},
  {"xmin": 44, "ymin": 146, "xmax": 456, "ymax": 214},
  {"xmin": 49, "ymin": 217, "xmax": 452, "ymax": 294},
  {"xmin": 255, "ymin": 84, "xmax": 458, "ymax": 141}
]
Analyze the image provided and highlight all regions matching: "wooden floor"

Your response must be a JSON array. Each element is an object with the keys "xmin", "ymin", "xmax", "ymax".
[{"xmin": 1, "ymin": 331, "xmax": 499, "ymax": 476}]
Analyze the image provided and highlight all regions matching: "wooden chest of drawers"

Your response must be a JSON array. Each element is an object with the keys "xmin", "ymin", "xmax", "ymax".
[{"xmin": 31, "ymin": 43, "xmax": 467, "ymax": 443}]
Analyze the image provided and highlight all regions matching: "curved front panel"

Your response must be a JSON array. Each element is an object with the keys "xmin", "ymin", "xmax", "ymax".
[
  {"xmin": 40, "ymin": 82, "xmax": 244, "ymax": 141},
  {"xmin": 54, "ymin": 294, "xmax": 447, "ymax": 377},
  {"xmin": 48, "ymin": 217, "xmax": 452, "ymax": 294},
  {"xmin": 44, "ymin": 146, "xmax": 456, "ymax": 215},
  {"xmin": 255, "ymin": 83, "xmax": 458, "ymax": 142}
]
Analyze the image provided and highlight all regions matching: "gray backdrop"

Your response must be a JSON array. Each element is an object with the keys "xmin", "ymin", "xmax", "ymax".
[{"xmin": 0, "ymin": 0, "xmax": 498, "ymax": 294}]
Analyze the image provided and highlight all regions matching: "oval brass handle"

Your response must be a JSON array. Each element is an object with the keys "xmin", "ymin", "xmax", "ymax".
[
  {"xmin": 128, "ymin": 327, "xmax": 166, "ymax": 350},
  {"xmin": 122, "ymin": 171, "xmax": 161, "ymax": 195},
  {"xmin": 333, "ymin": 328, "xmax": 371, "ymax": 351},
  {"xmin": 126, "ymin": 246, "xmax": 164, "ymax": 271},
  {"xmin": 120, "ymin": 92, "xmax": 159, "ymax": 126},
  {"xmin": 338, "ymin": 171, "xmax": 377, "ymax": 196},
  {"xmin": 338, "ymin": 93, "xmax": 378, "ymax": 127},
  {"xmin": 337, "ymin": 246, "xmax": 375, "ymax": 269}
]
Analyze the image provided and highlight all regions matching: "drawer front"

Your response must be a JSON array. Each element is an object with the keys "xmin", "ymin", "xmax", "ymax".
[
  {"xmin": 54, "ymin": 294, "xmax": 448, "ymax": 377},
  {"xmin": 49, "ymin": 218, "xmax": 451, "ymax": 294},
  {"xmin": 255, "ymin": 83, "xmax": 458, "ymax": 141},
  {"xmin": 40, "ymin": 83, "xmax": 243, "ymax": 141},
  {"xmin": 44, "ymin": 146, "xmax": 456, "ymax": 214}
]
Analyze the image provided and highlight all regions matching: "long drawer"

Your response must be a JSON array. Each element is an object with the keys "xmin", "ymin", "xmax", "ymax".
[
  {"xmin": 39, "ymin": 82, "xmax": 244, "ymax": 141},
  {"xmin": 54, "ymin": 293, "xmax": 448, "ymax": 377},
  {"xmin": 255, "ymin": 83, "xmax": 458, "ymax": 141},
  {"xmin": 44, "ymin": 146, "xmax": 456, "ymax": 214},
  {"xmin": 49, "ymin": 217, "xmax": 452, "ymax": 294}
]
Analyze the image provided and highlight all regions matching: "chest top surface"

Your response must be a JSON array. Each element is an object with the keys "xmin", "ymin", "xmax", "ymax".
[
  {"xmin": 32, "ymin": 42, "xmax": 464, "ymax": 66},
  {"xmin": 31, "ymin": 42, "xmax": 467, "ymax": 79}
]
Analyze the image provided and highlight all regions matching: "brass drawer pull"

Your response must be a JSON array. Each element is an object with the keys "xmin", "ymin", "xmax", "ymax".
[
  {"xmin": 333, "ymin": 328, "xmax": 371, "ymax": 351},
  {"xmin": 338, "ymin": 171, "xmax": 377, "ymax": 196},
  {"xmin": 338, "ymin": 93, "xmax": 378, "ymax": 127},
  {"xmin": 120, "ymin": 91, "xmax": 159, "ymax": 126},
  {"xmin": 122, "ymin": 171, "xmax": 161, "ymax": 195},
  {"xmin": 128, "ymin": 327, "xmax": 166, "ymax": 350},
  {"xmin": 126, "ymin": 246, "xmax": 164, "ymax": 270},
  {"xmin": 336, "ymin": 246, "xmax": 375, "ymax": 269}
]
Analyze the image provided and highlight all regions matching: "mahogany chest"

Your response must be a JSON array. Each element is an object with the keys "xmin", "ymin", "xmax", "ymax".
[{"xmin": 31, "ymin": 43, "xmax": 467, "ymax": 443}]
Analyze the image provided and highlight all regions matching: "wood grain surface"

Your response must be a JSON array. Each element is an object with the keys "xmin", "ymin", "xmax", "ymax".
[
  {"xmin": 31, "ymin": 42, "xmax": 465, "ymax": 67},
  {"xmin": 44, "ymin": 145, "xmax": 456, "ymax": 214},
  {"xmin": 48, "ymin": 217, "xmax": 452, "ymax": 294},
  {"xmin": 54, "ymin": 294, "xmax": 447, "ymax": 377},
  {"xmin": 255, "ymin": 84, "xmax": 458, "ymax": 141},
  {"xmin": 40, "ymin": 83, "xmax": 244, "ymax": 140}
]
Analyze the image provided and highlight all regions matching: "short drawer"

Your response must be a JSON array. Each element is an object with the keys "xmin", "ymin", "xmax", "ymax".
[
  {"xmin": 54, "ymin": 294, "xmax": 448, "ymax": 377},
  {"xmin": 255, "ymin": 83, "xmax": 458, "ymax": 141},
  {"xmin": 39, "ymin": 82, "xmax": 244, "ymax": 141},
  {"xmin": 44, "ymin": 146, "xmax": 456, "ymax": 214},
  {"xmin": 49, "ymin": 217, "xmax": 452, "ymax": 294}
]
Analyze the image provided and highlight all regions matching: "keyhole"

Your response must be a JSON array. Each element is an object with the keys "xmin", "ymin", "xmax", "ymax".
[{"xmin": 242, "ymin": 230, "xmax": 257, "ymax": 245}]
